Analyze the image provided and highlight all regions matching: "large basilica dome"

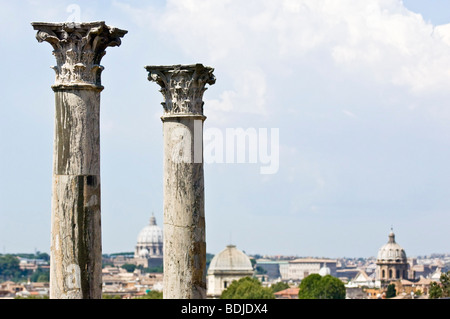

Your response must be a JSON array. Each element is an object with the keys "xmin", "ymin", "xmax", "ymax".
[{"xmin": 134, "ymin": 215, "xmax": 163, "ymax": 260}]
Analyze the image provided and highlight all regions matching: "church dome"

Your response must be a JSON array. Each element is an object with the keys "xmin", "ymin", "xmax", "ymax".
[
  {"xmin": 137, "ymin": 215, "xmax": 163, "ymax": 245},
  {"xmin": 208, "ymin": 245, "xmax": 253, "ymax": 274},
  {"xmin": 376, "ymin": 230, "xmax": 406, "ymax": 263},
  {"xmin": 319, "ymin": 266, "xmax": 331, "ymax": 276}
]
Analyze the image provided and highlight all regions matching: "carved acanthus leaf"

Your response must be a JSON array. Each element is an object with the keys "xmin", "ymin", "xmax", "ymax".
[
  {"xmin": 146, "ymin": 64, "xmax": 216, "ymax": 116},
  {"xmin": 32, "ymin": 21, "xmax": 127, "ymax": 88}
]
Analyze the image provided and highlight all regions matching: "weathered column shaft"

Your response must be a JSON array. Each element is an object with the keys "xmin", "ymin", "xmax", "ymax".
[
  {"xmin": 146, "ymin": 64, "xmax": 215, "ymax": 299},
  {"xmin": 32, "ymin": 22, "xmax": 127, "ymax": 299},
  {"xmin": 51, "ymin": 88, "xmax": 102, "ymax": 299},
  {"xmin": 163, "ymin": 117, "xmax": 206, "ymax": 298}
]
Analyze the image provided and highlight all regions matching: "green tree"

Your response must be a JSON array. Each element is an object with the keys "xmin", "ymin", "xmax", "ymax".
[
  {"xmin": 135, "ymin": 290, "xmax": 163, "ymax": 299},
  {"xmin": 139, "ymin": 265, "xmax": 163, "ymax": 273},
  {"xmin": 121, "ymin": 263, "xmax": 137, "ymax": 273},
  {"xmin": 255, "ymin": 266, "xmax": 267, "ymax": 275},
  {"xmin": 271, "ymin": 282, "xmax": 290, "ymax": 293},
  {"xmin": 441, "ymin": 271, "xmax": 450, "ymax": 297},
  {"xmin": 220, "ymin": 277, "xmax": 275, "ymax": 299},
  {"xmin": 35, "ymin": 252, "xmax": 50, "ymax": 262},
  {"xmin": 298, "ymin": 274, "xmax": 346, "ymax": 299},
  {"xmin": 30, "ymin": 267, "xmax": 50, "ymax": 282},
  {"xmin": 298, "ymin": 274, "xmax": 322, "ymax": 299},
  {"xmin": 15, "ymin": 295, "xmax": 49, "ymax": 299},
  {"xmin": 429, "ymin": 271, "xmax": 450, "ymax": 299},
  {"xmin": 386, "ymin": 283, "xmax": 396, "ymax": 298},
  {"xmin": 429, "ymin": 281, "xmax": 443, "ymax": 299},
  {"xmin": 318, "ymin": 275, "xmax": 346, "ymax": 299},
  {"xmin": 0, "ymin": 255, "xmax": 26, "ymax": 281}
]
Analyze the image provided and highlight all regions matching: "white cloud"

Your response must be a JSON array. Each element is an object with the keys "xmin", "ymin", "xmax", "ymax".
[
  {"xmin": 139, "ymin": 0, "xmax": 450, "ymax": 106},
  {"xmin": 324, "ymin": 0, "xmax": 450, "ymax": 94}
]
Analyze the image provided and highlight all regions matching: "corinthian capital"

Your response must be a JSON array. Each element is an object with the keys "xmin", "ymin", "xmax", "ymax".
[
  {"xmin": 32, "ymin": 21, "xmax": 127, "ymax": 89},
  {"xmin": 145, "ymin": 64, "xmax": 216, "ymax": 116}
]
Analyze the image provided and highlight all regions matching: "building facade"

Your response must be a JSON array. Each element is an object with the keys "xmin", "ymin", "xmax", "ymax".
[
  {"xmin": 280, "ymin": 258, "xmax": 337, "ymax": 281},
  {"xmin": 376, "ymin": 230, "xmax": 409, "ymax": 284}
]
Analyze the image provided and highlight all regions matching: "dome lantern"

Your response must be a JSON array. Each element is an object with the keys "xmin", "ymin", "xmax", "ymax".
[{"xmin": 376, "ymin": 229, "xmax": 406, "ymax": 262}]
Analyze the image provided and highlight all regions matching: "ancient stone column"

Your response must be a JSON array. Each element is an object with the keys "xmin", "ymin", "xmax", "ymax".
[
  {"xmin": 145, "ymin": 64, "xmax": 216, "ymax": 299},
  {"xmin": 31, "ymin": 21, "xmax": 127, "ymax": 299}
]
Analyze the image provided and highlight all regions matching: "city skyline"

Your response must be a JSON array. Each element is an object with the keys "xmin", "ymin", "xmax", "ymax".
[{"xmin": 1, "ymin": 0, "xmax": 450, "ymax": 258}]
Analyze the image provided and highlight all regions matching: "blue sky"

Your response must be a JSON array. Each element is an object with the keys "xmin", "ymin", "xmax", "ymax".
[{"xmin": 1, "ymin": 0, "xmax": 450, "ymax": 258}]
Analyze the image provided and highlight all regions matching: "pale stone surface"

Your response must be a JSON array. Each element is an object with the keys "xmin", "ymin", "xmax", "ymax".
[
  {"xmin": 53, "ymin": 90, "xmax": 100, "ymax": 175},
  {"xmin": 163, "ymin": 118, "xmax": 206, "ymax": 299},
  {"xmin": 146, "ymin": 64, "xmax": 215, "ymax": 299},
  {"xmin": 32, "ymin": 21, "xmax": 127, "ymax": 299},
  {"xmin": 51, "ymin": 174, "xmax": 101, "ymax": 299}
]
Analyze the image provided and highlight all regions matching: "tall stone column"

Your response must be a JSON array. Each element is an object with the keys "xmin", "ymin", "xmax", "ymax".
[
  {"xmin": 145, "ymin": 64, "xmax": 216, "ymax": 299},
  {"xmin": 32, "ymin": 22, "xmax": 127, "ymax": 299}
]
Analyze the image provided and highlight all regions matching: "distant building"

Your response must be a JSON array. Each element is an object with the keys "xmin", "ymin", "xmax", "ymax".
[
  {"xmin": 102, "ymin": 266, "xmax": 163, "ymax": 298},
  {"xmin": 255, "ymin": 259, "xmax": 282, "ymax": 280},
  {"xmin": 278, "ymin": 261, "xmax": 290, "ymax": 280},
  {"xmin": 18, "ymin": 257, "xmax": 49, "ymax": 272},
  {"xmin": 409, "ymin": 258, "xmax": 439, "ymax": 280},
  {"xmin": 206, "ymin": 245, "xmax": 254, "ymax": 299},
  {"xmin": 0, "ymin": 281, "xmax": 24, "ymax": 298},
  {"xmin": 429, "ymin": 267, "xmax": 444, "ymax": 282},
  {"xmin": 336, "ymin": 265, "xmax": 360, "ymax": 282},
  {"xmin": 274, "ymin": 287, "xmax": 299, "ymax": 299},
  {"xmin": 376, "ymin": 229, "xmax": 409, "ymax": 284},
  {"xmin": 280, "ymin": 258, "xmax": 337, "ymax": 281},
  {"xmin": 346, "ymin": 269, "xmax": 379, "ymax": 288},
  {"xmin": 133, "ymin": 214, "xmax": 163, "ymax": 269}
]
